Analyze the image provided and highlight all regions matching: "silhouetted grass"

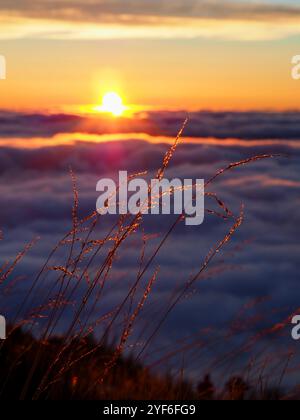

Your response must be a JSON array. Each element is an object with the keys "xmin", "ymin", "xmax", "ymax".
[{"xmin": 0, "ymin": 121, "xmax": 295, "ymax": 400}]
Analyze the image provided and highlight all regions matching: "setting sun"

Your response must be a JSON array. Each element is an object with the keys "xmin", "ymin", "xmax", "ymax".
[{"xmin": 97, "ymin": 92, "xmax": 126, "ymax": 117}]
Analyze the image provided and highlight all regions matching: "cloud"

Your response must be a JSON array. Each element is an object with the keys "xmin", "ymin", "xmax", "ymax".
[
  {"xmin": 1, "ymin": 0, "xmax": 300, "ymax": 23},
  {"xmin": 1, "ymin": 110, "xmax": 300, "ymax": 142},
  {"xmin": 1, "ymin": 1, "xmax": 300, "ymax": 40},
  {"xmin": 0, "ymin": 125, "xmax": 299, "ymax": 385}
]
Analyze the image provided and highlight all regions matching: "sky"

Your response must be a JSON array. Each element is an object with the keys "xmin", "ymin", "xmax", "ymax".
[{"xmin": 0, "ymin": 0, "xmax": 300, "ymax": 111}]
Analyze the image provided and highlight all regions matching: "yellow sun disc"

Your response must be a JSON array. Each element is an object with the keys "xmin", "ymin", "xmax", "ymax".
[{"xmin": 100, "ymin": 92, "xmax": 125, "ymax": 116}]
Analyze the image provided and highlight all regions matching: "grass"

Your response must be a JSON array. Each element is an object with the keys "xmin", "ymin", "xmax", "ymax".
[{"xmin": 0, "ymin": 121, "xmax": 296, "ymax": 400}]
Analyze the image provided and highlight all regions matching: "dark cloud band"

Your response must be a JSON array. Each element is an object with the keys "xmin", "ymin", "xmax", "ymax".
[
  {"xmin": 1, "ymin": 0, "xmax": 300, "ymax": 24},
  {"xmin": 1, "ymin": 110, "xmax": 300, "ymax": 141}
]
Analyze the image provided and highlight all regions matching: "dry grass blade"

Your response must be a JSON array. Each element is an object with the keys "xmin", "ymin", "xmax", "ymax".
[
  {"xmin": 205, "ymin": 154, "xmax": 283, "ymax": 187},
  {"xmin": 0, "ymin": 117, "xmax": 289, "ymax": 400},
  {"xmin": 0, "ymin": 238, "xmax": 38, "ymax": 285}
]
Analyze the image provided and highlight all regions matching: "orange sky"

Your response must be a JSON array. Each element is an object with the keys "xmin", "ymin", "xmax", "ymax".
[{"xmin": 0, "ymin": 1, "xmax": 300, "ymax": 112}]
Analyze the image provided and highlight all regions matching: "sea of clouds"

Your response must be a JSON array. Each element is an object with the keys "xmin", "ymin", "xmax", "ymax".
[{"xmin": 0, "ymin": 110, "xmax": 299, "ymax": 385}]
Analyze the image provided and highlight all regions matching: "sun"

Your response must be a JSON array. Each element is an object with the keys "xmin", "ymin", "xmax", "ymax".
[{"xmin": 98, "ymin": 92, "xmax": 126, "ymax": 117}]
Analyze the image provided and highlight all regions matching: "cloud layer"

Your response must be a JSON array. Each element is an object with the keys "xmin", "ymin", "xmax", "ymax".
[
  {"xmin": 1, "ymin": 0, "xmax": 300, "ymax": 23},
  {"xmin": 0, "ymin": 109, "xmax": 299, "ymax": 384},
  {"xmin": 1, "ymin": 1, "xmax": 300, "ymax": 40},
  {"xmin": 1, "ymin": 110, "xmax": 300, "ymax": 141}
]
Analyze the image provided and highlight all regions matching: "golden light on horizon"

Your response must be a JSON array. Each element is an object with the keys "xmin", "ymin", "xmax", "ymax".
[{"xmin": 95, "ymin": 92, "xmax": 126, "ymax": 117}]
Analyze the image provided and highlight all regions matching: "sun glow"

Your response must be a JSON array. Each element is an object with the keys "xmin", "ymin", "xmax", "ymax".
[{"xmin": 95, "ymin": 92, "xmax": 126, "ymax": 116}]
